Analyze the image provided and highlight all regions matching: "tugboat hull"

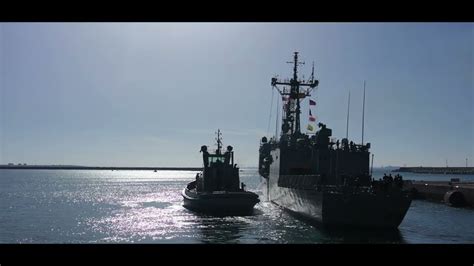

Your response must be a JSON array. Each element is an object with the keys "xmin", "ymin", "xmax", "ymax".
[
  {"xmin": 263, "ymin": 177, "xmax": 411, "ymax": 229},
  {"xmin": 182, "ymin": 188, "xmax": 259, "ymax": 215}
]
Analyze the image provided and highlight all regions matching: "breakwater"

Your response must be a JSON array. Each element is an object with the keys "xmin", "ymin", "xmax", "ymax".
[
  {"xmin": 404, "ymin": 180, "xmax": 474, "ymax": 207},
  {"xmin": 394, "ymin": 167, "xmax": 474, "ymax": 175}
]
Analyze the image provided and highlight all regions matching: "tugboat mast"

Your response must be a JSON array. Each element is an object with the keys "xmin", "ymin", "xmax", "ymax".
[{"xmin": 271, "ymin": 52, "xmax": 319, "ymax": 138}]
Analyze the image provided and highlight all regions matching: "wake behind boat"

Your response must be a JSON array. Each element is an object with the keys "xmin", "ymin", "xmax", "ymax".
[{"xmin": 182, "ymin": 130, "xmax": 259, "ymax": 215}]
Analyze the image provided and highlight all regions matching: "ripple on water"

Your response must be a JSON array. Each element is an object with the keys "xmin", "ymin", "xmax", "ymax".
[{"xmin": 1, "ymin": 169, "xmax": 474, "ymax": 243}]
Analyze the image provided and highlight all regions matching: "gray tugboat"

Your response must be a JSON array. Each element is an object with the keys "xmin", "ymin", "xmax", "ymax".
[
  {"xmin": 182, "ymin": 130, "xmax": 259, "ymax": 215},
  {"xmin": 258, "ymin": 52, "xmax": 411, "ymax": 229}
]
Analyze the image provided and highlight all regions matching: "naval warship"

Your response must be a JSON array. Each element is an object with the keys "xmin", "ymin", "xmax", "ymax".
[
  {"xmin": 258, "ymin": 52, "xmax": 411, "ymax": 228},
  {"xmin": 183, "ymin": 130, "xmax": 259, "ymax": 215}
]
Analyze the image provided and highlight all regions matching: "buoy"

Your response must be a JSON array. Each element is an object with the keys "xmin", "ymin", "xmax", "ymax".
[{"xmin": 444, "ymin": 190, "xmax": 466, "ymax": 207}]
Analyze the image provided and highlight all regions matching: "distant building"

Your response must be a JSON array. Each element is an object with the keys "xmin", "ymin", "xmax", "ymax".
[{"xmin": 8, "ymin": 163, "xmax": 14, "ymax": 166}]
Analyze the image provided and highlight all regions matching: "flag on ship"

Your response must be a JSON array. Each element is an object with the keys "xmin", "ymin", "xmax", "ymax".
[{"xmin": 309, "ymin": 99, "xmax": 316, "ymax": 105}]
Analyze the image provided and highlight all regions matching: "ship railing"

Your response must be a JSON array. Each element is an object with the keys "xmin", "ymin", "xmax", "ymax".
[
  {"xmin": 279, "ymin": 174, "xmax": 320, "ymax": 178},
  {"xmin": 277, "ymin": 174, "xmax": 378, "ymax": 193},
  {"xmin": 322, "ymin": 185, "xmax": 373, "ymax": 194}
]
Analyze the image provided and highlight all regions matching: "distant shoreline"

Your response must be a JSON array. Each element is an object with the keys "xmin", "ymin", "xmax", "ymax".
[
  {"xmin": 0, "ymin": 165, "xmax": 202, "ymax": 171},
  {"xmin": 393, "ymin": 166, "xmax": 474, "ymax": 175}
]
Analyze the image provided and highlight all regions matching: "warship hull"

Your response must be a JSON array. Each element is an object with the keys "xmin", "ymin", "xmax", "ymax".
[
  {"xmin": 182, "ymin": 186, "xmax": 259, "ymax": 215},
  {"xmin": 263, "ymin": 175, "xmax": 411, "ymax": 228}
]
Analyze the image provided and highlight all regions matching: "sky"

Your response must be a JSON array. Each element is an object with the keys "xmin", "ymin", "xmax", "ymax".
[{"xmin": 0, "ymin": 23, "xmax": 472, "ymax": 167}]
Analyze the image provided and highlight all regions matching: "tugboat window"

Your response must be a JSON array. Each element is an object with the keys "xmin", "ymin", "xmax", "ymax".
[{"xmin": 209, "ymin": 156, "xmax": 226, "ymax": 165}]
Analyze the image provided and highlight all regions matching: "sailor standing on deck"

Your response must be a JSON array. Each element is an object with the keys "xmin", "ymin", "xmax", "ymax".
[
  {"xmin": 224, "ymin": 146, "xmax": 233, "ymax": 165},
  {"xmin": 200, "ymin": 145, "xmax": 209, "ymax": 167}
]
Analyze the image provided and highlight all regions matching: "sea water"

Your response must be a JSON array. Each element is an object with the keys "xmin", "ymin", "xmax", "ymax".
[{"xmin": 1, "ymin": 168, "xmax": 473, "ymax": 243}]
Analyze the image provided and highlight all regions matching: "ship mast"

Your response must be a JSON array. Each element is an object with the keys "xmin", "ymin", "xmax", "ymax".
[
  {"xmin": 271, "ymin": 52, "xmax": 319, "ymax": 137},
  {"xmin": 215, "ymin": 129, "xmax": 223, "ymax": 155}
]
